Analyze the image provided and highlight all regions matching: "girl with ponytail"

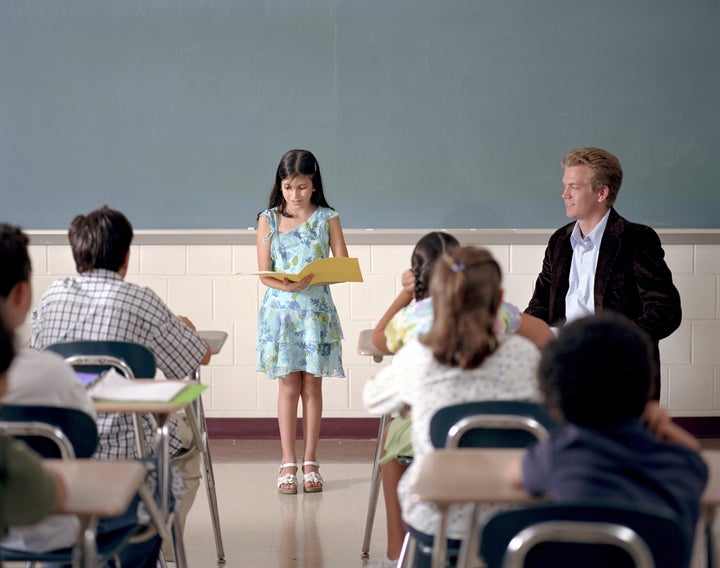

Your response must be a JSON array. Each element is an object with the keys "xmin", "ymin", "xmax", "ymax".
[{"xmin": 364, "ymin": 246, "xmax": 542, "ymax": 553}]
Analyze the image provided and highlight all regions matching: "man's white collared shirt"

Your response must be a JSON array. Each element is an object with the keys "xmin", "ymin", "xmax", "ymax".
[{"xmin": 565, "ymin": 210, "xmax": 611, "ymax": 323}]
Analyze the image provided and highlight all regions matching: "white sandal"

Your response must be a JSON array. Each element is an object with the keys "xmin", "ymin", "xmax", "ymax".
[
  {"xmin": 302, "ymin": 460, "xmax": 323, "ymax": 493},
  {"xmin": 277, "ymin": 462, "xmax": 298, "ymax": 495}
]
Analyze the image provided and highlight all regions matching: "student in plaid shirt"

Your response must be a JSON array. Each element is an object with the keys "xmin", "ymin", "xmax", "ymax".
[
  {"xmin": 31, "ymin": 206, "xmax": 212, "ymax": 551},
  {"xmin": 0, "ymin": 221, "xmax": 165, "ymax": 566}
]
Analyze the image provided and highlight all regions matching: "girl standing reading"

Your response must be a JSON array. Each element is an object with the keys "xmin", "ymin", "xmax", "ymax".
[{"xmin": 256, "ymin": 149, "xmax": 348, "ymax": 494}]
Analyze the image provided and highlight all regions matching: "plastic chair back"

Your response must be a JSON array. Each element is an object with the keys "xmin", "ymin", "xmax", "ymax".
[
  {"xmin": 479, "ymin": 501, "xmax": 690, "ymax": 568},
  {"xmin": 0, "ymin": 404, "xmax": 98, "ymax": 458},
  {"xmin": 430, "ymin": 401, "xmax": 555, "ymax": 449},
  {"xmin": 46, "ymin": 340, "xmax": 156, "ymax": 378}
]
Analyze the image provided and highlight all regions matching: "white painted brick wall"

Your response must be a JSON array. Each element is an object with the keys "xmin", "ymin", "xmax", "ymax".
[{"xmin": 24, "ymin": 237, "xmax": 720, "ymax": 418}]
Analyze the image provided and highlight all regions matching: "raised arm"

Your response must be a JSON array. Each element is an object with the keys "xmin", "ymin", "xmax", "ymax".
[{"xmin": 371, "ymin": 269, "xmax": 415, "ymax": 354}]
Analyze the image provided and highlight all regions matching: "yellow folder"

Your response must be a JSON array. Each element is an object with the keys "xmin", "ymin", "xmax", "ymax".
[{"xmin": 254, "ymin": 257, "xmax": 363, "ymax": 285}]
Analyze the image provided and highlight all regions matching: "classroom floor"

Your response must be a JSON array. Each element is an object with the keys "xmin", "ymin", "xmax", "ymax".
[
  {"xmin": 179, "ymin": 438, "xmax": 720, "ymax": 568},
  {"xmin": 181, "ymin": 439, "xmax": 387, "ymax": 568},
  {"xmin": 9, "ymin": 437, "xmax": 717, "ymax": 567}
]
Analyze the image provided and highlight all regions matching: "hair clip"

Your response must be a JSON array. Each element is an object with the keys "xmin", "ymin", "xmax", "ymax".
[{"xmin": 451, "ymin": 263, "xmax": 465, "ymax": 273}]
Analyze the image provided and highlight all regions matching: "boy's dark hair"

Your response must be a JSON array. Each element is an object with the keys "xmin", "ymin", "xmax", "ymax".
[
  {"xmin": 410, "ymin": 232, "xmax": 460, "ymax": 301},
  {"xmin": 260, "ymin": 149, "xmax": 333, "ymax": 218},
  {"xmin": 68, "ymin": 206, "xmax": 134, "ymax": 273},
  {"xmin": 0, "ymin": 223, "xmax": 31, "ymax": 299},
  {"xmin": 422, "ymin": 246, "xmax": 502, "ymax": 370},
  {"xmin": 538, "ymin": 314, "xmax": 654, "ymax": 428}
]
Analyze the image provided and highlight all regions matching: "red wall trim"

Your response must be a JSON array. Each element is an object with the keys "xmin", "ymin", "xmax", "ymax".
[
  {"xmin": 674, "ymin": 417, "xmax": 720, "ymax": 439},
  {"xmin": 206, "ymin": 416, "xmax": 720, "ymax": 440}
]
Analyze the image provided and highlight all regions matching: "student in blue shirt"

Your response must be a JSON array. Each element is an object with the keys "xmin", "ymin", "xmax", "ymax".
[{"xmin": 509, "ymin": 314, "xmax": 707, "ymax": 552}]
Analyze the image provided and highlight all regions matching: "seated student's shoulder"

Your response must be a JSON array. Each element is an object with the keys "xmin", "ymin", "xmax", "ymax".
[
  {"xmin": 5, "ymin": 348, "xmax": 96, "ymax": 417},
  {"xmin": 119, "ymin": 280, "xmax": 178, "ymax": 316},
  {"xmin": 497, "ymin": 332, "xmax": 540, "ymax": 356},
  {"xmin": 8, "ymin": 348, "xmax": 78, "ymax": 387}
]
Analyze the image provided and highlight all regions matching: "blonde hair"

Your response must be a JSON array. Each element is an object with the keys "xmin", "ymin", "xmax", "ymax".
[
  {"xmin": 421, "ymin": 247, "xmax": 501, "ymax": 370},
  {"xmin": 562, "ymin": 147, "xmax": 623, "ymax": 206}
]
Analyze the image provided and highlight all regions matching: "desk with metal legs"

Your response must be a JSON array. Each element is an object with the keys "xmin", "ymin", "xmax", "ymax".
[
  {"xmin": 411, "ymin": 448, "xmax": 720, "ymax": 568},
  {"xmin": 357, "ymin": 329, "xmax": 391, "ymax": 558},
  {"xmin": 44, "ymin": 459, "xmax": 147, "ymax": 568},
  {"xmin": 193, "ymin": 329, "xmax": 228, "ymax": 566},
  {"xmin": 94, "ymin": 384, "xmax": 205, "ymax": 568}
]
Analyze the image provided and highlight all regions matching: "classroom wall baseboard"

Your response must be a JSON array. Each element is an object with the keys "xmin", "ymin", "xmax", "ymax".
[
  {"xmin": 674, "ymin": 417, "xmax": 720, "ymax": 439},
  {"xmin": 206, "ymin": 417, "xmax": 382, "ymax": 440},
  {"xmin": 205, "ymin": 416, "xmax": 720, "ymax": 440}
]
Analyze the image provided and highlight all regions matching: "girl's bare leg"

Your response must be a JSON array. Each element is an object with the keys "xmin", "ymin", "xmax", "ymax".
[
  {"xmin": 382, "ymin": 458, "xmax": 409, "ymax": 560},
  {"xmin": 301, "ymin": 373, "xmax": 323, "ymax": 489},
  {"xmin": 278, "ymin": 372, "xmax": 302, "ymax": 491}
]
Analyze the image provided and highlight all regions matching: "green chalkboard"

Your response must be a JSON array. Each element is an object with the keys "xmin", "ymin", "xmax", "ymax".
[{"xmin": 2, "ymin": 1, "xmax": 719, "ymax": 229}]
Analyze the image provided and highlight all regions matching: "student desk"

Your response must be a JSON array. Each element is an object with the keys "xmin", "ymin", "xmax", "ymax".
[
  {"xmin": 356, "ymin": 328, "xmax": 391, "ymax": 557},
  {"xmin": 94, "ymin": 382, "xmax": 206, "ymax": 568},
  {"xmin": 410, "ymin": 448, "xmax": 720, "ymax": 568},
  {"xmin": 93, "ymin": 391, "xmax": 199, "ymax": 518},
  {"xmin": 198, "ymin": 329, "xmax": 228, "ymax": 356},
  {"xmin": 194, "ymin": 329, "xmax": 228, "ymax": 566},
  {"xmin": 44, "ymin": 459, "xmax": 147, "ymax": 568}
]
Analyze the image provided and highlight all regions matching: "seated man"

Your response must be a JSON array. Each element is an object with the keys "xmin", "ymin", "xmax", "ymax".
[
  {"xmin": 30, "ymin": 206, "xmax": 211, "ymax": 542},
  {"xmin": 0, "ymin": 222, "xmax": 165, "ymax": 566}
]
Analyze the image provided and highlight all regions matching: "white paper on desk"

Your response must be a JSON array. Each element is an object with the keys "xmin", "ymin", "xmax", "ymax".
[{"xmin": 88, "ymin": 369, "xmax": 187, "ymax": 401}]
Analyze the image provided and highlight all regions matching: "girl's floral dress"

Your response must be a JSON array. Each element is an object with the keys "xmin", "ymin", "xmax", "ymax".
[{"xmin": 256, "ymin": 206, "xmax": 344, "ymax": 379}]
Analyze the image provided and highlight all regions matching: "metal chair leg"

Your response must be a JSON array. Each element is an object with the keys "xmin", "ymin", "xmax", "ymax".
[
  {"xmin": 397, "ymin": 531, "xmax": 416, "ymax": 568},
  {"xmin": 362, "ymin": 413, "xmax": 391, "ymax": 557},
  {"xmin": 188, "ymin": 369, "xmax": 226, "ymax": 565},
  {"xmin": 171, "ymin": 512, "xmax": 189, "ymax": 568}
]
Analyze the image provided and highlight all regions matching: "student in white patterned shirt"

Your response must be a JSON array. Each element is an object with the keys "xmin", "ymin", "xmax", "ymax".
[
  {"xmin": 30, "ymin": 206, "xmax": 212, "ymax": 548},
  {"xmin": 0, "ymin": 222, "xmax": 164, "ymax": 566}
]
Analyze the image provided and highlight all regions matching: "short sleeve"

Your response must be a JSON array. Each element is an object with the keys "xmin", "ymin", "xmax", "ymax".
[
  {"xmin": 315, "ymin": 207, "xmax": 338, "ymax": 223},
  {"xmin": 521, "ymin": 441, "xmax": 552, "ymax": 497},
  {"xmin": 496, "ymin": 301, "xmax": 522, "ymax": 334},
  {"xmin": 385, "ymin": 309, "xmax": 412, "ymax": 353},
  {"xmin": 1, "ymin": 437, "xmax": 57, "ymax": 527}
]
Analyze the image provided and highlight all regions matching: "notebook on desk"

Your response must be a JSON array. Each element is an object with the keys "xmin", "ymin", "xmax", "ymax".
[{"xmin": 87, "ymin": 369, "xmax": 189, "ymax": 402}]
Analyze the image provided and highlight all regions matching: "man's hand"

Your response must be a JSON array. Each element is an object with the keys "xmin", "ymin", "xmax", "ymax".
[
  {"xmin": 643, "ymin": 401, "xmax": 701, "ymax": 451},
  {"xmin": 177, "ymin": 315, "xmax": 196, "ymax": 331}
]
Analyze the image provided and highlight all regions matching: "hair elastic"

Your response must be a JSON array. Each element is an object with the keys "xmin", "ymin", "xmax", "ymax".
[{"xmin": 451, "ymin": 263, "xmax": 465, "ymax": 272}]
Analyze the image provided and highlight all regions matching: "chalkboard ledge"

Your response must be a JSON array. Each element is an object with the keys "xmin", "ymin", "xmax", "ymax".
[{"xmin": 26, "ymin": 228, "xmax": 720, "ymax": 247}]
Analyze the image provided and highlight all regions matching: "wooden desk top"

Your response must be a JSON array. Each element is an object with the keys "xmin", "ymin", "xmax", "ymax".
[
  {"xmin": 357, "ymin": 329, "xmax": 387, "ymax": 362},
  {"xmin": 411, "ymin": 448, "xmax": 720, "ymax": 507},
  {"xmin": 198, "ymin": 330, "xmax": 228, "ymax": 355},
  {"xmin": 44, "ymin": 459, "xmax": 146, "ymax": 517},
  {"xmin": 93, "ymin": 399, "xmax": 186, "ymax": 414},
  {"xmin": 411, "ymin": 449, "xmax": 531, "ymax": 506}
]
